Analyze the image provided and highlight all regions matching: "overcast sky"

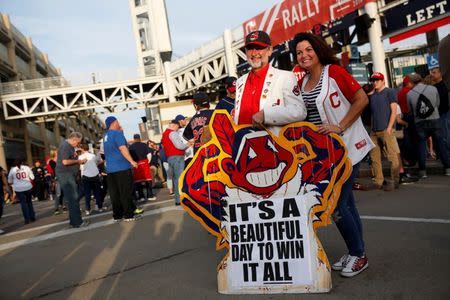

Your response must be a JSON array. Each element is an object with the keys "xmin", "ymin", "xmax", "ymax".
[{"xmin": 1, "ymin": 0, "xmax": 449, "ymax": 139}]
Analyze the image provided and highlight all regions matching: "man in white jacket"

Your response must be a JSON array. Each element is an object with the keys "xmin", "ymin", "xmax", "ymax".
[{"xmin": 234, "ymin": 30, "xmax": 306, "ymax": 131}]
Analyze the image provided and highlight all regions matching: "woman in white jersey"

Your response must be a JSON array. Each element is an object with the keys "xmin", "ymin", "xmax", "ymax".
[
  {"xmin": 294, "ymin": 32, "xmax": 374, "ymax": 278},
  {"xmin": 8, "ymin": 159, "xmax": 36, "ymax": 224}
]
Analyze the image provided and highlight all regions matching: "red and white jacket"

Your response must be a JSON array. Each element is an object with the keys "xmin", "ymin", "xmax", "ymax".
[
  {"xmin": 301, "ymin": 64, "xmax": 374, "ymax": 165},
  {"xmin": 234, "ymin": 65, "xmax": 307, "ymax": 135}
]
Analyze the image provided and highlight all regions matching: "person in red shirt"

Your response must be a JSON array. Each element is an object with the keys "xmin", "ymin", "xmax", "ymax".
[
  {"xmin": 161, "ymin": 120, "xmax": 193, "ymax": 205},
  {"xmin": 398, "ymin": 75, "xmax": 419, "ymax": 167},
  {"xmin": 398, "ymin": 76, "xmax": 412, "ymax": 114}
]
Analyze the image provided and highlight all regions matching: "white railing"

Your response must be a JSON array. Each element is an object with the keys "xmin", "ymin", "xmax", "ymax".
[
  {"xmin": 0, "ymin": 76, "xmax": 70, "ymax": 95},
  {"xmin": 0, "ymin": 23, "xmax": 245, "ymax": 95}
]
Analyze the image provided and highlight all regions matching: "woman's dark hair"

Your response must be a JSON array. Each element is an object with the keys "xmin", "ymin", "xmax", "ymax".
[{"xmin": 293, "ymin": 32, "xmax": 340, "ymax": 66}]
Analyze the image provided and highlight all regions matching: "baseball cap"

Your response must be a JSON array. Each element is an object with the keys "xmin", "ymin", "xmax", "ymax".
[
  {"xmin": 193, "ymin": 92, "xmax": 210, "ymax": 106},
  {"xmin": 175, "ymin": 114, "xmax": 186, "ymax": 122},
  {"xmin": 133, "ymin": 133, "xmax": 141, "ymax": 139},
  {"xmin": 225, "ymin": 76, "xmax": 237, "ymax": 93},
  {"xmin": 370, "ymin": 72, "xmax": 384, "ymax": 81},
  {"xmin": 245, "ymin": 30, "xmax": 271, "ymax": 48},
  {"xmin": 408, "ymin": 73, "xmax": 422, "ymax": 83},
  {"xmin": 105, "ymin": 116, "xmax": 117, "ymax": 129}
]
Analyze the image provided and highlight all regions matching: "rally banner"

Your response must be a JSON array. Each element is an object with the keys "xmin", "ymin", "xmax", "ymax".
[
  {"xmin": 180, "ymin": 111, "xmax": 352, "ymax": 294},
  {"xmin": 242, "ymin": 0, "xmax": 374, "ymax": 46}
]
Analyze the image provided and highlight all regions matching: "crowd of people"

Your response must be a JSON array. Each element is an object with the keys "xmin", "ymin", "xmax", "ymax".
[
  {"xmin": 1, "ymin": 30, "xmax": 449, "ymax": 281},
  {"xmin": 360, "ymin": 65, "xmax": 449, "ymax": 192}
]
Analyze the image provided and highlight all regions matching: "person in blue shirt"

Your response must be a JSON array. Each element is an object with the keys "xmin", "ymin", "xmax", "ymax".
[
  {"xmin": 103, "ymin": 116, "xmax": 143, "ymax": 222},
  {"xmin": 215, "ymin": 76, "xmax": 236, "ymax": 115}
]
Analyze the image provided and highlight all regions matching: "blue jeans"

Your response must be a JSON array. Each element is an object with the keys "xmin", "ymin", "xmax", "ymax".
[
  {"xmin": 58, "ymin": 173, "xmax": 83, "ymax": 227},
  {"xmin": 332, "ymin": 164, "xmax": 365, "ymax": 257},
  {"xmin": 82, "ymin": 176, "xmax": 102, "ymax": 210},
  {"xmin": 167, "ymin": 155, "xmax": 185, "ymax": 204},
  {"xmin": 416, "ymin": 119, "xmax": 450, "ymax": 170},
  {"xmin": 16, "ymin": 189, "xmax": 35, "ymax": 223}
]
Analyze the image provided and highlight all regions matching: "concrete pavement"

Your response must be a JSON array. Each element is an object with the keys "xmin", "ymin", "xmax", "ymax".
[{"xmin": 0, "ymin": 175, "xmax": 449, "ymax": 299}]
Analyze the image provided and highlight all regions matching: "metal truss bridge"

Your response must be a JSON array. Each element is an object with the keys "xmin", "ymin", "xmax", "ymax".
[{"xmin": 1, "ymin": 28, "xmax": 247, "ymax": 120}]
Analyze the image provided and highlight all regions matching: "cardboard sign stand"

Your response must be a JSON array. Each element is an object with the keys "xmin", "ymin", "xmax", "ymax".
[{"xmin": 180, "ymin": 111, "xmax": 352, "ymax": 294}]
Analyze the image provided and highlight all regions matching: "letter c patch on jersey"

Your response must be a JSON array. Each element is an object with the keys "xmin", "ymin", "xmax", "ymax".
[
  {"xmin": 292, "ymin": 85, "xmax": 300, "ymax": 96},
  {"xmin": 329, "ymin": 91, "xmax": 341, "ymax": 108}
]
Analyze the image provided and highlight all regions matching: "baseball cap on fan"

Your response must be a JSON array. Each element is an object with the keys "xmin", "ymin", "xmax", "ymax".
[
  {"xmin": 193, "ymin": 92, "xmax": 210, "ymax": 106},
  {"xmin": 175, "ymin": 114, "xmax": 186, "ymax": 122},
  {"xmin": 245, "ymin": 30, "xmax": 271, "ymax": 48},
  {"xmin": 105, "ymin": 116, "xmax": 117, "ymax": 129},
  {"xmin": 370, "ymin": 72, "xmax": 384, "ymax": 81}
]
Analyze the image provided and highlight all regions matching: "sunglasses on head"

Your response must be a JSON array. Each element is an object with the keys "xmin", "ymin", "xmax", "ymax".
[{"xmin": 245, "ymin": 44, "xmax": 268, "ymax": 51}]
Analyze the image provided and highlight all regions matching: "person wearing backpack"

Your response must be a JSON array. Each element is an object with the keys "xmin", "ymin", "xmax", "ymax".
[{"xmin": 407, "ymin": 73, "xmax": 450, "ymax": 177}]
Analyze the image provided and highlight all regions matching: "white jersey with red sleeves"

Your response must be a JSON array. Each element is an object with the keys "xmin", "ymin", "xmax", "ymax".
[
  {"xmin": 301, "ymin": 64, "xmax": 374, "ymax": 165},
  {"xmin": 8, "ymin": 165, "xmax": 34, "ymax": 192},
  {"xmin": 234, "ymin": 65, "xmax": 307, "ymax": 135}
]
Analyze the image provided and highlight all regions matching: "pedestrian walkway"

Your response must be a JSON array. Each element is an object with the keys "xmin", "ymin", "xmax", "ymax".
[{"xmin": 0, "ymin": 177, "xmax": 449, "ymax": 299}]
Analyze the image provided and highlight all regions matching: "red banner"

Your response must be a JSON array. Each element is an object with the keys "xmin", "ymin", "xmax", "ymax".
[{"xmin": 243, "ymin": 0, "xmax": 374, "ymax": 46}]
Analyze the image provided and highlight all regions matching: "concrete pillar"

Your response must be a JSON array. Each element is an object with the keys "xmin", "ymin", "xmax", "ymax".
[
  {"xmin": 39, "ymin": 120, "xmax": 49, "ymax": 154},
  {"xmin": 426, "ymin": 29, "xmax": 439, "ymax": 54},
  {"xmin": 164, "ymin": 61, "xmax": 176, "ymax": 103},
  {"xmin": 0, "ymin": 118, "xmax": 7, "ymax": 168},
  {"xmin": 365, "ymin": 2, "xmax": 388, "ymax": 84},
  {"xmin": 23, "ymin": 120, "xmax": 32, "ymax": 166},
  {"xmin": 223, "ymin": 29, "xmax": 237, "ymax": 78},
  {"xmin": 64, "ymin": 116, "xmax": 70, "ymax": 137},
  {"xmin": 26, "ymin": 37, "xmax": 37, "ymax": 78},
  {"xmin": 53, "ymin": 116, "xmax": 61, "ymax": 146}
]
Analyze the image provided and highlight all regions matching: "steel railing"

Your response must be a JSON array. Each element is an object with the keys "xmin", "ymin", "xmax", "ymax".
[{"xmin": 0, "ymin": 76, "xmax": 70, "ymax": 95}]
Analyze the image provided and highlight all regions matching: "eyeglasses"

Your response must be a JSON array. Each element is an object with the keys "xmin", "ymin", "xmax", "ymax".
[{"xmin": 245, "ymin": 44, "xmax": 268, "ymax": 51}]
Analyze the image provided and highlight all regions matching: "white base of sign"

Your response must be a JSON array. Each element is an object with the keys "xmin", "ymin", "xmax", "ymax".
[
  {"xmin": 218, "ymin": 194, "xmax": 332, "ymax": 294},
  {"xmin": 218, "ymin": 262, "xmax": 331, "ymax": 294}
]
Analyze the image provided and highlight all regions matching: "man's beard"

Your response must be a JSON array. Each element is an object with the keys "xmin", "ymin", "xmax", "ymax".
[
  {"xmin": 248, "ymin": 60, "xmax": 263, "ymax": 69},
  {"xmin": 248, "ymin": 56, "xmax": 269, "ymax": 69}
]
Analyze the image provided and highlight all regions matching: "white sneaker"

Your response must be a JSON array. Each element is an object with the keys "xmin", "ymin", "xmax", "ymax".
[
  {"xmin": 139, "ymin": 197, "xmax": 146, "ymax": 202},
  {"xmin": 85, "ymin": 210, "xmax": 90, "ymax": 216},
  {"xmin": 94, "ymin": 204, "xmax": 99, "ymax": 211},
  {"xmin": 340, "ymin": 255, "xmax": 369, "ymax": 277},
  {"xmin": 147, "ymin": 196, "xmax": 156, "ymax": 201},
  {"xmin": 419, "ymin": 170, "xmax": 427, "ymax": 179},
  {"xmin": 124, "ymin": 215, "xmax": 142, "ymax": 222},
  {"xmin": 332, "ymin": 254, "xmax": 349, "ymax": 271},
  {"xmin": 74, "ymin": 221, "xmax": 90, "ymax": 228}
]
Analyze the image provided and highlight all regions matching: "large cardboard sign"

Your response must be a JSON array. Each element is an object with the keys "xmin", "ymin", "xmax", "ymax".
[{"xmin": 180, "ymin": 111, "xmax": 352, "ymax": 294}]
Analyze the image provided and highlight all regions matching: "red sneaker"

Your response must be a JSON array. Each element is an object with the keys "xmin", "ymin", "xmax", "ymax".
[{"xmin": 340, "ymin": 255, "xmax": 368, "ymax": 277}]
